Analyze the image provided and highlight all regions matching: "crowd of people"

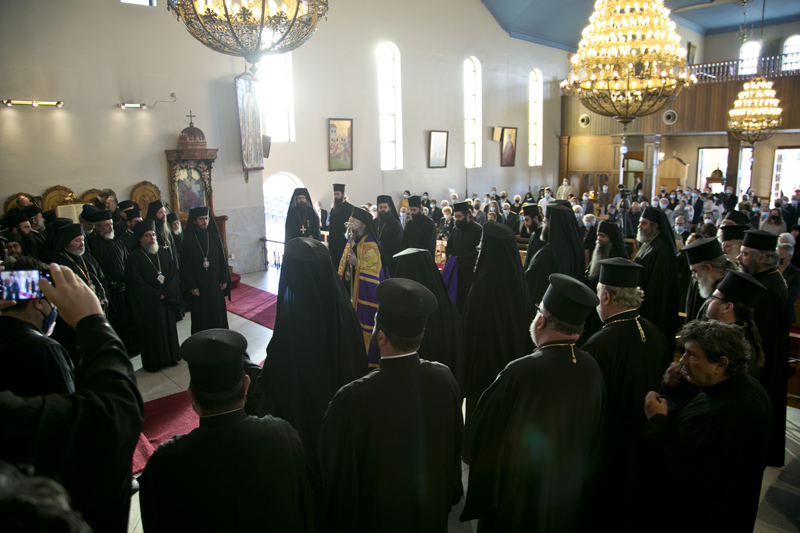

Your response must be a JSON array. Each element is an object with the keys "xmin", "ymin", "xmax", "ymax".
[{"xmin": 0, "ymin": 178, "xmax": 795, "ymax": 532}]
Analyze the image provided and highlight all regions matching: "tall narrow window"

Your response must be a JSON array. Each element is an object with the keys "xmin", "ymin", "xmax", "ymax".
[
  {"xmin": 739, "ymin": 41, "xmax": 761, "ymax": 76},
  {"xmin": 782, "ymin": 35, "xmax": 800, "ymax": 71},
  {"xmin": 377, "ymin": 42, "xmax": 403, "ymax": 170},
  {"xmin": 259, "ymin": 52, "xmax": 296, "ymax": 143},
  {"xmin": 528, "ymin": 68, "xmax": 544, "ymax": 167},
  {"xmin": 464, "ymin": 57, "xmax": 482, "ymax": 168}
]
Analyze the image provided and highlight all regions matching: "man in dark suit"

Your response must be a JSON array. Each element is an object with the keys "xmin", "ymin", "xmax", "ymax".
[
  {"xmin": 502, "ymin": 202, "xmax": 519, "ymax": 235},
  {"xmin": 139, "ymin": 329, "xmax": 313, "ymax": 532},
  {"xmin": 320, "ymin": 279, "xmax": 463, "ymax": 532},
  {"xmin": 580, "ymin": 194, "xmax": 595, "ymax": 216}
]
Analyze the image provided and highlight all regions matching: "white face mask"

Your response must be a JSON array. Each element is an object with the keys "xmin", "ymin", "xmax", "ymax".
[{"xmin": 445, "ymin": 214, "xmax": 452, "ymax": 220}]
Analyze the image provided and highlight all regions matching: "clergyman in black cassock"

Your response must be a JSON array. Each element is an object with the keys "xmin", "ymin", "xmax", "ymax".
[
  {"xmin": 181, "ymin": 206, "xmax": 231, "ymax": 334},
  {"xmin": 461, "ymin": 274, "xmax": 604, "ymax": 531},
  {"xmin": 401, "ymin": 195, "xmax": 436, "ymax": 255},
  {"xmin": 641, "ymin": 321, "xmax": 771, "ymax": 532},
  {"xmin": 634, "ymin": 206, "xmax": 679, "ymax": 359},
  {"xmin": 461, "ymin": 222, "xmax": 533, "ymax": 419},
  {"xmin": 125, "ymin": 220, "xmax": 181, "ymax": 372},
  {"xmin": 683, "ymin": 237, "xmax": 730, "ymax": 321},
  {"xmin": 581, "ymin": 258, "xmax": 667, "ymax": 532},
  {"xmin": 375, "ymin": 194, "xmax": 404, "ymax": 274},
  {"xmin": 320, "ymin": 278, "xmax": 463, "ymax": 532},
  {"xmin": 87, "ymin": 209, "xmax": 138, "ymax": 356},
  {"xmin": 445, "ymin": 201, "xmax": 482, "ymax": 313},
  {"xmin": 739, "ymin": 229, "xmax": 790, "ymax": 467},
  {"xmin": 140, "ymin": 329, "xmax": 314, "ymax": 532},
  {"xmin": 253, "ymin": 237, "xmax": 366, "ymax": 487},
  {"xmin": 328, "ymin": 183, "xmax": 354, "ymax": 269},
  {"xmin": 145, "ymin": 199, "xmax": 178, "ymax": 271},
  {"xmin": 393, "ymin": 247, "xmax": 464, "ymax": 386},
  {"xmin": 285, "ymin": 187, "xmax": 321, "ymax": 241},
  {"xmin": 526, "ymin": 203, "xmax": 584, "ymax": 307}
]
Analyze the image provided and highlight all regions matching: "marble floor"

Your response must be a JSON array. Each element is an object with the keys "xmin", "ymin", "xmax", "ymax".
[{"xmin": 128, "ymin": 269, "xmax": 800, "ymax": 533}]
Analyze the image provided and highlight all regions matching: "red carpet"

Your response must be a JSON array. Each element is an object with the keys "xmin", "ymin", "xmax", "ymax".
[
  {"xmin": 226, "ymin": 283, "xmax": 278, "ymax": 330},
  {"xmin": 132, "ymin": 392, "xmax": 199, "ymax": 474}
]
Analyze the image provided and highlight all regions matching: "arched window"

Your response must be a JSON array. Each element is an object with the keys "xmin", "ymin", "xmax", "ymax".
[
  {"xmin": 464, "ymin": 57, "xmax": 482, "ymax": 168},
  {"xmin": 260, "ymin": 52, "xmax": 296, "ymax": 142},
  {"xmin": 528, "ymin": 68, "xmax": 543, "ymax": 167},
  {"xmin": 377, "ymin": 42, "xmax": 403, "ymax": 170},
  {"xmin": 782, "ymin": 35, "xmax": 800, "ymax": 71},
  {"xmin": 739, "ymin": 40, "xmax": 761, "ymax": 76}
]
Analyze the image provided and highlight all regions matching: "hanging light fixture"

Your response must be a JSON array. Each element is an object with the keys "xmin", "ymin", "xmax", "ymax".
[
  {"xmin": 727, "ymin": 0, "xmax": 782, "ymax": 144},
  {"xmin": 167, "ymin": 0, "xmax": 328, "ymax": 71},
  {"xmin": 561, "ymin": 0, "xmax": 696, "ymax": 137}
]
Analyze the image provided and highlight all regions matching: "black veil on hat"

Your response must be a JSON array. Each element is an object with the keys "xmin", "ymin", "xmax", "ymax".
[
  {"xmin": 544, "ymin": 204, "xmax": 585, "ymax": 280},
  {"xmin": 133, "ymin": 220, "xmax": 156, "ymax": 241},
  {"xmin": 597, "ymin": 220, "xmax": 627, "ymax": 259},
  {"xmin": 145, "ymin": 199, "xmax": 167, "ymax": 221},
  {"xmin": 408, "ymin": 196, "xmax": 422, "ymax": 209},
  {"xmin": 288, "ymin": 188, "xmax": 314, "ymax": 211},
  {"xmin": 53, "ymin": 223, "xmax": 85, "ymax": 252},
  {"xmin": 80, "ymin": 204, "xmax": 99, "ymax": 222},
  {"xmin": 167, "ymin": 212, "xmax": 179, "ymax": 225},
  {"xmin": 377, "ymin": 194, "xmax": 399, "ymax": 219},
  {"xmin": 41, "ymin": 217, "xmax": 76, "ymax": 262},
  {"xmin": 640, "ymin": 206, "xmax": 677, "ymax": 255},
  {"xmin": 255, "ymin": 237, "xmax": 366, "ymax": 481},
  {"xmin": 393, "ymin": 248, "xmax": 464, "ymax": 384}
]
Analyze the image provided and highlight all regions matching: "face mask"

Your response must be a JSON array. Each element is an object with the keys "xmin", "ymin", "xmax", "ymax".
[
  {"xmin": 400, "ymin": 213, "xmax": 406, "ymax": 218},
  {"xmin": 489, "ymin": 207, "xmax": 496, "ymax": 212},
  {"xmin": 570, "ymin": 202, "xmax": 577, "ymax": 207},
  {"xmin": 705, "ymin": 218, "xmax": 714, "ymax": 223},
  {"xmin": 692, "ymin": 194, "xmax": 698, "ymax": 198},
  {"xmin": 660, "ymin": 203, "xmax": 668, "ymax": 209},
  {"xmin": 674, "ymin": 225, "xmax": 683, "ymax": 232},
  {"xmin": 782, "ymin": 201, "xmax": 789, "ymax": 207},
  {"xmin": 771, "ymin": 215, "xmax": 780, "ymax": 221},
  {"xmin": 575, "ymin": 213, "xmax": 582, "ymax": 220},
  {"xmin": 403, "ymin": 194, "xmax": 408, "ymax": 199},
  {"xmin": 422, "ymin": 196, "xmax": 428, "ymax": 201},
  {"xmin": 563, "ymin": 182, "xmax": 568, "ymax": 186},
  {"xmin": 726, "ymin": 190, "xmax": 732, "ymax": 194},
  {"xmin": 584, "ymin": 221, "xmax": 592, "ymax": 227},
  {"xmin": 670, "ymin": 195, "xmax": 676, "ymax": 199},
  {"xmin": 583, "ymin": 196, "xmax": 589, "ymax": 201},
  {"xmin": 445, "ymin": 214, "xmax": 452, "ymax": 220},
  {"xmin": 761, "ymin": 212, "xmax": 769, "ymax": 218},
  {"xmin": 603, "ymin": 187, "xmax": 608, "ymax": 192},
  {"xmin": 430, "ymin": 203, "xmax": 436, "ymax": 209},
  {"xmin": 545, "ymin": 192, "xmax": 551, "ymax": 199},
  {"xmin": 661, "ymin": 189, "xmax": 667, "ymax": 194},
  {"xmin": 39, "ymin": 302, "xmax": 58, "ymax": 336},
  {"xmin": 503, "ymin": 209, "xmax": 510, "ymax": 214}
]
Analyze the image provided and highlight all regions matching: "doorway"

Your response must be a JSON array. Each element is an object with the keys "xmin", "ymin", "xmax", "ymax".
[{"xmin": 262, "ymin": 172, "xmax": 303, "ymax": 269}]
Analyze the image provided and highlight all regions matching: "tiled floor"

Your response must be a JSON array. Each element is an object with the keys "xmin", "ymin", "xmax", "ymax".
[{"xmin": 128, "ymin": 269, "xmax": 800, "ymax": 532}]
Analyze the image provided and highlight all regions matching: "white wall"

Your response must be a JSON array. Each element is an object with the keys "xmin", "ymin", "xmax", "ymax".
[
  {"xmin": 0, "ymin": 0, "xmax": 571, "ymax": 272},
  {"xmin": 703, "ymin": 21, "xmax": 800, "ymax": 63},
  {"xmin": 675, "ymin": 23, "xmax": 706, "ymax": 65}
]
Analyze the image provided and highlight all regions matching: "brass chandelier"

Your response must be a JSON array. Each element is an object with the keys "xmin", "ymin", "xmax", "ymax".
[
  {"xmin": 168, "ymin": 0, "xmax": 328, "ymax": 69},
  {"xmin": 727, "ymin": 0, "xmax": 782, "ymax": 144},
  {"xmin": 561, "ymin": 0, "xmax": 696, "ymax": 128}
]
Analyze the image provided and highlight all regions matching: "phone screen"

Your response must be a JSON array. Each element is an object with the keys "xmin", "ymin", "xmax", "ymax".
[{"xmin": 0, "ymin": 270, "xmax": 48, "ymax": 300}]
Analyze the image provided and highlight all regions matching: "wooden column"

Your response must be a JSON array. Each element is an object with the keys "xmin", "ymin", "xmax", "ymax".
[
  {"xmin": 559, "ymin": 136, "xmax": 569, "ymax": 186},
  {"xmin": 726, "ymin": 132, "xmax": 743, "ymax": 195},
  {"xmin": 643, "ymin": 134, "xmax": 661, "ymax": 200}
]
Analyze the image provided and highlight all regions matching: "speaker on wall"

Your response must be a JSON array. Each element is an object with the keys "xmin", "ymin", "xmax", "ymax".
[
  {"xmin": 491, "ymin": 127, "xmax": 502, "ymax": 142},
  {"xmin": 662, "ymin": 110, "xmax": 678, "ymax": 125},
  {"xmin": 579, "ymin": 114, "xmax": 591, "ymax": 128}
]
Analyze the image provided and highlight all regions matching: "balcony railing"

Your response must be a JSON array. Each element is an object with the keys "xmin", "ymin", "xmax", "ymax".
[{"xmin": 689, "ymin": 53, "xmax": 800, "ymax": 84}]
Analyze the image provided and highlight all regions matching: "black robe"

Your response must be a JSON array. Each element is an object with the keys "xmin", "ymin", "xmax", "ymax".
[
  {"xmin": 0, "ymin": 315, "xmax": 75, "ymax": 395},
  {"xmin": 752, "ymin": 267, "xmax": 789, "ymax": 466},
  {"xmin": 87, "ymin": 233, "xmax": 138, "ymax": 355},
  {"xmin": 394, "ymin": 248, "xmax": 465, "ymax": 386},
  {"xmin": 125, "ymin": 247, "xmax": 181, "ymax": 372},
  {"xmin": 285, "ymin": 204, "xmax": 321, "ymax": 241},
  {"xmin": 118, "ymin": 228, "xmax": 137, "ymax": 252},
  {"xmin": 180, "ymin": 228, "xmax": 230, "ymax": 334},
  {"xmin": 461, "ymin": 342, "xmax": 605, "ymax": 531},
  {"xmin": 140, "ymin": 409, "xmax": 314, "ymax": 532},
  {"xmin": 253, "ymin": 237, "xmax": 367, "ymax": 487},
  {"xmin": 461, "ymin": 223, "xmax": 532, "ymax": 415},
  {"xmin": 328, "ymin": 201, "xmax": 355, "ymax": 269},
  {"xmin": 320, "ymin": 355, "xmax": 463, "ymax": 532},
  {"xmin": 0, "ymin": 315, "xmax": 144, "ymax": 533},
  {"xmin": 445, "ymin": 219, "xmax": 482, "ymax": 313},
  {"xmin": 401, "ymin": 214, "xmax": 436, "ymax": 255},
  {"xmin": 685, "ymin": 276, "xmax": 722, "ymax": 321},
  {"xmin": 642, "ymin": 373, "xmax": 771, "ymax": 532},
  {"xmin": 581, "ymin": 310, "xmax": 668, "ymax": 531},
  {"xmin": 375, "ymin": 215, "xmax": 404, "ymax": 274},
  {"xmin": 523, "ymin": 226, "xmax": 544, "ymax": 270},
  {"xmin": 634, "ymin": 236, "xmax": 679, "ymax": 363}
]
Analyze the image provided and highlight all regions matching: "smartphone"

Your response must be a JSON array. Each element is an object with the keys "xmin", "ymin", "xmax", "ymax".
[{"xmin": 0, "ymin": 270, "xmax": 51, "ymax": 300}]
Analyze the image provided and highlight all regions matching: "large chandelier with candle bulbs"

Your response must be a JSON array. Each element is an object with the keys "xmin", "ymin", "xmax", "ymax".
[
  {"xmin": 561, "ymin": 0, "xmax": 696, "ymax": 127},
  {"xmin": 727, "ymin": 77, "xmax": 782, "ymax": 144},
  {"xmin": 168, "ymin": 0, "xmax": 328, "ymax": 69}
]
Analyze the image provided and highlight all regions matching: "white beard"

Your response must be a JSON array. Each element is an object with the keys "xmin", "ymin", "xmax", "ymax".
[
  {"xmin": 65, "ymin": 244, "xmax": 85, "ymax": 256},
  {"xmin": 637, "ymin": 228, "xmax": 654, "ymax": 243},
  {"xmin": 101, "ymin": 230, "xmax": 114, "ymax": 240},
  {"xmin": 697, "ymin": 275, "xmax": 715, "ymax": 299},
  {"xmin": 172, "ymin": 227, "xmax": 183, "ymax": 236},
  {"xmin": 144, "ymin": 242, "xmax": 159, "ymax": 255}
]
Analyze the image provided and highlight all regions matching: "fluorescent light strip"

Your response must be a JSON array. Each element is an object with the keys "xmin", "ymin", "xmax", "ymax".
[{"xmin": 3, "ymin": 100, "xmax": 64, "ymax": 107}]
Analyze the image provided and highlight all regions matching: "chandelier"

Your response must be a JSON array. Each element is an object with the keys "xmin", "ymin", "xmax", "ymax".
[
  {"xmin": 727, "ymin": 77, "xmax": 782, "ymax": 144},
  {"xmin": 168, "ymin": 0, "xmax": 328, "ymax": 69},
  {"xmin": 561, "ymin": 0, "xmax": 696, "ymax": 128}
]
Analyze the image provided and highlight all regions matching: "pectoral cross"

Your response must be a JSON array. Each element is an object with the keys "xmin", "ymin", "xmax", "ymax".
[{"xmin": 300, "ymin": 222, "xmax": 307, "ymax": 235}]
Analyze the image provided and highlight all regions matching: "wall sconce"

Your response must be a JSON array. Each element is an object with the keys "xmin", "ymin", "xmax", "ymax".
[
  {"xmin": 658, "ymin": 152, "xmax": 666, "ymax": 162},
  {"xmin": 3, "ymin": 100, "xmax": 64, "ymax": 107},
  {"xmin": 117, "ymin": 92, "xmax": 177, "ymax": 110}
]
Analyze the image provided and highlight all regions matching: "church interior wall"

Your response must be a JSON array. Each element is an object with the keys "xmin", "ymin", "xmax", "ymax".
[
  {"xmin": 0, "ymin": 0, "xmax": 570, "ymax": 273},
  {"xmin": 702, "ymin": 20, "xmax": 800, "ymax": 63}
]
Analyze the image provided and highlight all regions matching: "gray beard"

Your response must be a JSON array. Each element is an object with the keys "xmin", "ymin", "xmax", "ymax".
[
  {"xmin": 589, "ymin": 241, "xmax": 612, "ymax": 279},
  {"xmin": 36, "ymin": 221, "xmax": 46, "ymax": 232},
  {"xmin": 143, "ymin": 242, "xmax": 159, "ymax": 255},
  {"xmin": 637, "ymin": 228, "xmax": 654, "ymax": 243},
  {"xmin": 697, "ymin": 275, "xmax": 715, "ymax": 299},
  {"xmin": 100, "ymin": 230, "xmax": 114, "ymax": 240},
  {"xmin": 65, "ymin": 244, "xmax": 84, "ymax": 256},
  {"xmin": 738, "ymin": 262, "xmax": 753, "ymax": 276},
  {"xmin": 172, "ymin": 227, "xmax": 182, "ymax": 236}
]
